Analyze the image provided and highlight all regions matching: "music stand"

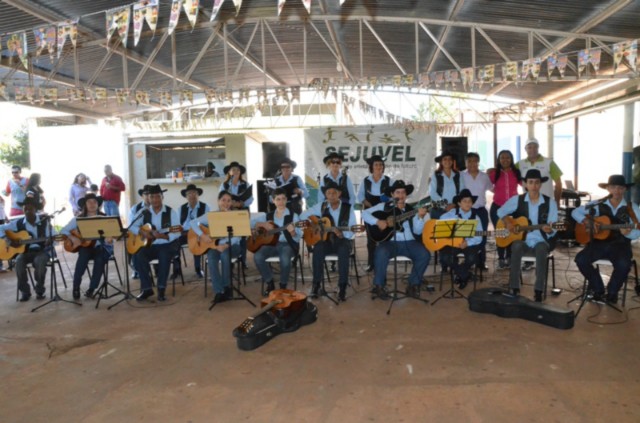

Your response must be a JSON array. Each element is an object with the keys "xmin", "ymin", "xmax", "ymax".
[
  {"xmin": 431, "ymin": 219, "xmax": 477, "ymax": 305},
  {"xmin": 75, "ymin": 216, "xmax": 124, "ymax": 309},
  {"xmin": 207, "ymin": 210, "xmax": 256, "ymax": 310}
]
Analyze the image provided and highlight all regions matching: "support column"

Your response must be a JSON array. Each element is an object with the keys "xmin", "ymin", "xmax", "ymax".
[
  {"xmin": 623, "ymin": 102, "xmax": 635, "ymax": 202},
  {"xmin": 547, "ymin": 122, "xmax": 555, "ymax": 162}
]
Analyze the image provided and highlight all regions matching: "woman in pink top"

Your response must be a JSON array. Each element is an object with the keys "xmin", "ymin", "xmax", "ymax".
[{"xmin": 488, "ymin": 150, "xmax": 521, "ymax": 269}]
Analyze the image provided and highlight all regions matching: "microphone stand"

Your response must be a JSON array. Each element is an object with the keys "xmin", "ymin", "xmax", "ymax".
[
  {"xmin": 108, "ymin": 211, "xmax": 145, "ymax": 310},
  {"xmin": 32, "ymin": 211, "xmax": 82, "ymax": 312}
]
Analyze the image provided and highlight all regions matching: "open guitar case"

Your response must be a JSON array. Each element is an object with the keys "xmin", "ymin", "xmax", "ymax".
[{"xmin": 232, "ymin": 300, "xmax": 318, "ymax": 351}]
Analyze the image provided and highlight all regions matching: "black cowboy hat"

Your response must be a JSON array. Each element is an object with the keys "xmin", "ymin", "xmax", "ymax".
[
  {"xmin": 137, "ymin": 185, "xmax": 151, "ymax": 196},
  {"xmin": 321, "ymin": 179, "xmax": 343, "ymax": 194},
  {"xmin": 180, "ymin": 183, "xmax": 203, "ymax": 197},
  {"xmin": 365, "ymin": 155, "xmax": 386, "ymax": 166},
  {"xmin": 453, "ymin": 188, "xmax": 478, "ymax": 205},
  {"xmin": 77, "ymin": 193, "xmax": 103, "ymax": 210},
  {"xmin": 223, "ymin": 161, "xmax": 247, "ymax": 175},
  {"xmin": 323, "ymin": 151, "xmax": 345, "ymax": 165},
  {"xmin": 521, "ymin": 169, "xmax": 549, "ymax": 183},
  {"xmin": 280, "ymin": 158, "xmax": 297, "ymax": 169},
  {"xmin": 435, "ymin": 151, "xmax": 457, "ymax": 163},
  {"xmin": 147, "ymin": 184, "xmax": 167, "ymax": 195},
  {"xmin": 385, "ymin": 180, "xmax": 414, "ymax": 197},
  {"xmin": 16, "ymin": 197, "xmax": 40, "ymax": 208},
  {"xmin": 598, "ymin": 174, "xmax": 634, "ymax": 189}
]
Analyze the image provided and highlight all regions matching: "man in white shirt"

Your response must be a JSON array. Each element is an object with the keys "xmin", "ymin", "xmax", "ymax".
[{"xmin": 461, "ymin": 152, "xmax": 492, "ymax": 269}]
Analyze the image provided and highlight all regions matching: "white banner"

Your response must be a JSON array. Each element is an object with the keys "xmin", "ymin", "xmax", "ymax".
[{"xmin": 304, "ymin": 125, "xmax": 437, "ymax": 207}]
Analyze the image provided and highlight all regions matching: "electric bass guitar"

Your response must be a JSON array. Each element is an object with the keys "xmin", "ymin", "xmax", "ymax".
[
  {"xmin": 495, "ymin": 216, "xmax": 567, "ymax": 248},
  {"xmin": 247, "ymin": 221, "xmax": 309, "ymax": 253},
  {"xmin": 235, "ymin": 289, "xmax": 307, "ymax": 335},
  {"xmin": 421, "ymin": 219, "xmax": 510, "ymax": 251},
  {"xmin": 574, "ymin": 215, "xmax": 640, "ymax": 245},
  {"xmin": 63, "ymin": 229, "xmax": 96, "ymax": 253},
  {"xmin": 0, "ymin": 230, "xmax": 65, "ymax": 260},
  {"xmin": 126, "ymin": 224, "xmax": 183, "ymax": 255},
  {"xmin": 302, "ymin": 215, "xmax": 365, "ymax": 247},
  {"xmin": 366, "ymin": 198, "xmax": 448, "ymax": 244}
]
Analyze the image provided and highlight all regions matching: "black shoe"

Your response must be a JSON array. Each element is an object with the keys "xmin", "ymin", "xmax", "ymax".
[
  {"xmin": 458, "ymin": 277, "xmax": 468, "ymax": 290},
  {"xmin": 338, "ymin": 285, "xmax": 347, "ymax": 302},
  {"xmin": 72, "ymin": 287, "xmax": 80, "ymax": 300},
  {"xmin": 84, "ymin": 288, "xmax": 95, "ymax": 299},
  {"xmin": 157, "ymin": 289, "xmax": 166, "ymax": 302},
  {"xmin": 480, "ymin": 264, "xmax": 489, "ymax": 271},
  {"xmin": 35, "ymin": 292, "xmax": 46, "ymax": 300},
  {"xmin": 365, "ymin": 265, "xmax": 373, "ymax": 273},
  {"xmin": 534, "ymin": 290, "xmax": 543, "ymax": 303},
  {"xmin": 310, "ymin": 284, "xmax": 320, "ymax": 299},
  {"xmin": 511, "ymin": 288, "xmax": 520, "ymax": 296},
  {"xmin": 522, "ymin": 262, "xmax": 534, "ymax": 271},
  {"xmin": 606, "ymin": 294, "xmax": 618, "ymax": 305},
  {"xmin": 279, "ymin": 284, "xmax": 287, "ymax": 290},
  {"xmin": 136, "ymin": 289, "xmax": 154, "ymax": 301},
  {"xmin": 213, "ymin": 292, "xmax": 227, "ymax": 303},
  {"xmin": 224, "ymin": 286, "xmax": 233, "ymax": 300},
  {"xmin": 19, "ymin": 292, "xmax": 31, "ymax": 302},
  {"xmin": 264, "ymin": 281, "xmax": 275, "ymax": 295},
  {"xmin": 196, "ymin": 270, "xmax": 205, "ymax": 278},
  {"xmin": 372, "ymin": 285, "xmax": 390, "ymax": 300},
  {"xmin": 635, "ymin": 283, "xmax": 640, "ymax": 297},
  {"xmin": 591, "ymin": 291, "xmax": 605, "ymax": 303},
  {"xmin": 406, "ymin": 284, "xmax": 421, "ymax": 298}
]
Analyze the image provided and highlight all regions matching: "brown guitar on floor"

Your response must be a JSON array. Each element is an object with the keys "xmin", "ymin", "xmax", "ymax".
[
  {"xmin": 574, "ymin": 215, "xmax": 640, "ymax": 245},
  {"xmin": 247, "ymin": 221, "xmax": 309, "ymax": 253},
  {"xmin": 126, "ymin": 224, "xmax": 183, "ymax": 255},
  {"xmin": 0, "ymin": 230, "xmax": 65, "ymax": 260},
  {"xmin": 495, "ymin": 216, "xmax": 567, "ymax": 248},
  {"xmin": 63, "ymin": 229, "xmax": 96, "ymax": 253},
  {"xmin": 422, "ymin": 219, "xmax": 510, "ymax": 251},
  {"xmin": 235, "ymin": 289, "xmax": 308, "ymax": 335},
  {"xmin": 302, "ymin": 215, "xmax": 365, "ymax": 247}
]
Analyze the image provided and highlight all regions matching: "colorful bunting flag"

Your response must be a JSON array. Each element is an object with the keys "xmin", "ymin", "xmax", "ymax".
[
  {"xmin": 211, "ymin": 0, "xmax": 242, "ymax": 20},
  {"xmin": 613, "ymin": 40, "xmax": 637, "ymax": 73},
  {"xmin": 184, "ymin": 0, "xmax": 199, "ymax": 29},
  {"xmin": 33, "ymin": 26, "xmax": 56, "ymax": 60},
  {"xmin": 133, "ymin": 0, "xmax": 159, "ymax": 46},
  {"xmin": 106, "ymin": 6, "xmax": 131, "ymax": 48},
  {"xmin": 0, "ymin": 83, "xmax": 7, "ymax": 101},
  {"xmin": 57, "ymin": 19, "xmax": 78, "ymax": 58},
  {"xmin": 302, "ymin": 0, "xmax": 312, "ymax": 14},
  {"xmin": 278, "ymin": 0, "xmax": 287, "ymax": 16},
  {"xmin": 6, "ymin": 32, "xmax": 28, "ymax": 68},
  {"xmin": 460, "ymin": 68, "xmax": 474, "ymax": 91},
  {"xmin": 95, "ymin": 87, "xmax": 108, "ymax": 106},
  {"xmin": 577, "ymin": 48, "xmax": 601, "ymax": 77}
]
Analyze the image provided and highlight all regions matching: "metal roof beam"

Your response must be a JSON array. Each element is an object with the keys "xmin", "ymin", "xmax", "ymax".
[
  {"xmin": 424, "ymin": 0, "xmax": 465, "ymax": 72},
  {"xmin": 363, "ymin": 20, "xmax": 406, "ymax": 74},
  {"xmin": 419, "ymin": 22, "xmax": 462, "ymax": 72}
]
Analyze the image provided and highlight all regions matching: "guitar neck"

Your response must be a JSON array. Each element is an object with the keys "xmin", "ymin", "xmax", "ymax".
[{"xmin": 600, "ymin": 223, "xmax": 638, "ymax": 230}]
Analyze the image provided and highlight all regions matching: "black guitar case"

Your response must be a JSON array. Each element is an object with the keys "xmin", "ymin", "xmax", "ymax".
[
  {"xmin": 468, "ymin": 288, "xmax": 575, "ymax": 330},
  {"xmin": 232, "ymin": 300, "xmax": 318, "ymax": 351}
]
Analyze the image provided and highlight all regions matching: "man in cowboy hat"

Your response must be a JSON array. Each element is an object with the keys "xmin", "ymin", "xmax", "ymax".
[
  {"xmin": 300, "ymin": 179, "xmax": 357, "ymax": 302},
  {"xmin": 572, "ymin": 175, "xmax": 640, "ymax": 304},
  {"xmin": 439, "ymin": 189, "xmax": 483, "ymax": 289},
  {"xmin": 362, "ymin": 180, "xmax": 430, "ymax": 300},
  {"xmin": 177, "ymin": 184, "xmax": 210, "ymax": 278},
  {"xmin": 0, "ymin": 197, "xmax": 55, "ymax": 301},
  {"xmin": 497, "ymin": 169, "xmax": 559, "ymax": 302},
  {"xmin": 317, "ymin": 152, "xmax": 356, "ymax": 206},
  {"xmin": 517, "ymin": 137, "xmax": 563, "ymax": 203},
  {"xmin": 272, "ymin": 157, "xmax": 308, "ymax": 215},
  {"xmin": 128, "ymin": 185, "xmax": 151, "ymax": 279},
  {"xmin": 204, "ymin": 162, "xmax": 220, "ymax": 178},
  {"xmin": 130, "ymin": 184, "xmax": 181, "ymax": 302},
  {"xmin": 357, "ymin": 155, "xmax": 394, "ymax": 272}
]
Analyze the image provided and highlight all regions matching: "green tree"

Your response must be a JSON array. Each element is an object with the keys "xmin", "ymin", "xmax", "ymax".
[{"xmin": 0, "ymin": 126, "xmax": 30, "ymax": 168}]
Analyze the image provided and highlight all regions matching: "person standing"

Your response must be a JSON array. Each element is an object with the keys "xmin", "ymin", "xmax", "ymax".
[
  {"xmin": 516, "ymin": 138, "xmax": 563, "ymax": 203},
  {"xmin": 69, "ymin": 173, "xmax": 92, "ymax": 216},
  {"xmin": 178, "ymin": 184, "xmax": 210, "ymax": 278},
  {"xmin": 100, "ymin": 164, "xmax": 126, "ymax": 217},
  {"xmin": 25, "ymin": 173, "xmax": 46, "ymax": 211},
  {"xmin": 572, "ymin": 175, "xmax": 640, "ymax": 304},
  {"xmin": 461, "ymin": 152, "xmax": 492, "ymax": 269},
  {"xmin": 273, "ymin": 158, "xmax": 308, "ymax": 215},
  {"xmin": 128, "ymin": 185, "xmax": 151, "ymax": 280},
  {"xmin": 357, "ymin": 155, "xmax": 394, "ymax": 272},
  {"xmin": 429, "ymin": 151, "xmax": 464, "ymax": 219},
  {"xmin": 3, "ymin": 165, "xmax": 29, "ymax": 216},
  {"xmin": 488, "ymin": 150, "xmax": 522, "ymax": 269},
  {"xmin": 317, "ymin": 152, "xmax": 356, "ymax": 206},
  {"xmin": 220, "ymin": 161, "xmax": 253, "ymax": 269}
]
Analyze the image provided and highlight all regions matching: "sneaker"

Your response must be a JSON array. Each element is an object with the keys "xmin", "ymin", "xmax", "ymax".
[
  {"xmin": 365, "ymin": 265, "xmax": 374, "ymax": 273},
  {"xmin": 521, "ymin": 262, "xmax": 534, "ymax": 271},
  {"xmin": 196, "ymin": 270, "xmax": 205, "ymax": 279},
  {"xmin": 19, "ymin": 291, "xmax": 31, "ymax": 302},
  {"xmin": 131, "ymin": 272, "xmax": 140, "ymax": 279},
  {"xmin": 84, "ymin": 288, "xmax": 95, "ymax": 299},
  {"xmin": 590, "ymin": 291, "xmax": 605, "ymax": 303},
  {"xmin": 372, "ymin": 285, "xmax": 390, "ymax": 300},
  {"xmin": 72, "ymin": 287, "xmax": 81, "ymax": 300}
]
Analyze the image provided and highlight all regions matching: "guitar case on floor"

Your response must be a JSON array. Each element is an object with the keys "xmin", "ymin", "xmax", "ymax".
[
  {"xmin": 232, "ymin": 300, "xmax": 318, "ymax": 351},
  {"xmin": 468, "ymin": 287, "xmax": 575, "ymax": 329}
]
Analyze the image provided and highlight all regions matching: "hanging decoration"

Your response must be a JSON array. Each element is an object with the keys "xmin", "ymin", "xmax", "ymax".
[
  {"xmin": 302, "ymin": 0, "xmax": 312, "ymax": 14},
  {"xmin": 613, "ymin": 40, "xmax": 637, "ymax": 73},
  {"xmin": 184, "ymin": 0, "xmax": 200, "ymax": 29},
  {"xmin": 211, "ymin": 0, "xmax": 242, "ymax": 20},
  {"xmin": 33, "ymin": 26, "xmax": 57, "ymax": 61},
  {"xmin": 135, "ymin": 90, "xmax": 150, "ymax": 105},
  {"xmin": 57, "ymin": 19, "xmax": 78, "ymax": 58},
  {"xmin": 503, "ymin": 61, "xmax": 518, "ymax": 82},
  {"xmin": 277, "ymin": 0, "xmax": 287, "ymax": 16},
  {"xmin": 577, "ymin": 48, "xmax": 601, "ymax": 77},
  {"xmin": 530, "ymin": 57, "xmax": 541, "ymax": 81},
  {"xmin": 180, "ymin": 89, "xmax": 194, "ymax": 104},
  {"xmin": 168, "ymin": 0, "xmax": 183, "ymax": 34},
  {"xmin": 133, "ymin": 0, "xmax": 159, "ymax": 47},
  {"xmin": 95, "ymin": 87, "xmax": 108, "ymax": 107},
  {"xmin": 6, "ymin": 32, "xmax": 28, "ymax": 68},
  {"xmin": 115, "ymin": 89, "xmax": 130, "ymax": 105},
  {"xmin": 0, "ymin": 83, "xmax": 7, "ymax": 101},
  {"xmin": 106, "ymin": 6, "xmax": 131, "ymax": 48},
  {"xmin": 159, "ymin": 91, "xmax": 173, "ymax": 106},
  {"xmin": 39, "ymin": 87, "xmax": 58, "ymax": 106},
  {"xmin": 477, "ymin": 64, "xmax": 495, "ymax": 88},
  {"xmin": 460, "ymin": 68, "xmax": 474, "ymax": 91}
]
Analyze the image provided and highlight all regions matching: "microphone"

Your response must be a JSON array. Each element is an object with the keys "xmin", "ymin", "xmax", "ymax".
[
  {"xmin": 585, "ymin": 194, "xmax": 612, "ymax": 210},
  {"xmin": 50, "ymin": 207, "xmax": 66, "ymax": 216}
]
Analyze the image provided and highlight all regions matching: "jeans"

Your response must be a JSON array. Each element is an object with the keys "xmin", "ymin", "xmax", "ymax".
[
  {"xmin": 134, "ymin": 241, "xmax": 180, "ymax": 291},
  {"xmin": 440, "ymin": 245, "xmax": 480, "ymax": 281},
  {"xmin": 16, "ymin": 250, "xmax": 49, "ymax": 295},
  {"xmin": 312, "ymin": 238, "xmax": 351, "ymax": 288},
  {"xmin": 253, "ymin": 242, "xmax": 295, "ymax": 287},
  {"xmin": 575, "ymin": 240, "xmax": 632, "ymax": 297},
  {"xmin": 207, "ymin": 244, "xmax": 241, "ymax": 294},
  {"xmin": 373, "ymin": 240, "xmax": 430, "ymax": 287},
  {"xmin": 103, "ymin": 200, "xmax": 120, "ymax": 217},
  {"xmin": 509, "ymin": 240, "xmax": 549, "ymax": 292},
  {"xmin": 74, "ymin": 244, "xmax": 113, "ymax": 291}
]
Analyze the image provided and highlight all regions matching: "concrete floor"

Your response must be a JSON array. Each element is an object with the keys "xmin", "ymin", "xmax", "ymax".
[{"xmin": 1, "ymin": 238, "xmax": 640, "ymax": 423}]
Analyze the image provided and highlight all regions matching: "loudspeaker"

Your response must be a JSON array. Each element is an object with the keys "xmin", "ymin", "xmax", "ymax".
[
  {"xmin": 262, "ymin": 142, "xmax": 289, "ymax": 179},
  {"xmin": 256, "ymin": 180, "xmax": 272, "ymax": 213},
  {"xmin": 440, "ymin": 137, "xmax": 468, "ymax": 171}
]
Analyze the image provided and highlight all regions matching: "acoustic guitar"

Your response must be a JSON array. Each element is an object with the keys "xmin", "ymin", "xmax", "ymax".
[
  {"xmin": 235, "ymin": 289, "xmax": 307, "ymax": 335},
  {"xmin": 302, "ymin": 215, "xmax": 365, "ymax": 247},
  {"xmin": 366, "ymin": 198, "xmax": 448, "ymax": 244},
  {"xmin": 247, "ymin": 221, "xmax": 309, "ymax": 253},
  {"xmin": 0, "ymin": 230, "xmax": 65, "ymax": 260},
  {"xmin": 126, "ymin": 224, "xmax": 183, "ymax": 255},
  {"xmin": 574, "ymin": 215, "xmax": 640, "ymax": 245},
  {"xmin": 495, "ymin": 216, "xmax": 567, "ymax": 248},
  {"xmin": 422, "ymin": 219, "xmax": 510, "ymax": 251},
  {"xmin": 187, "ymin": 224, "xmax": 222, "ymax": 255},
  {"xmin": 63, "ymin": 229, "xmax": 96, "ymax": 253}
]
